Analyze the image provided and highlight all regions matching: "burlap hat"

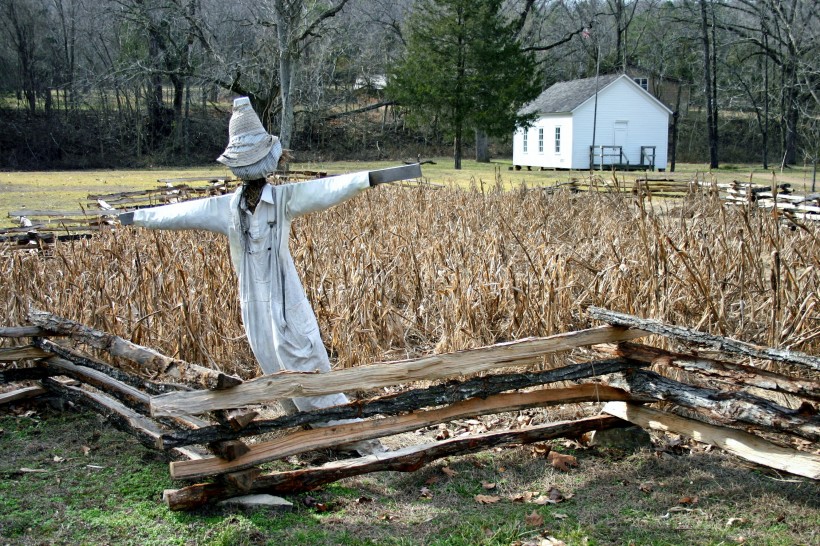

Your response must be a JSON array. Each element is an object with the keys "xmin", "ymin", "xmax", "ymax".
[{"xmin": 217, "ymin": 97, "xmax": 277, "ymax": 168}]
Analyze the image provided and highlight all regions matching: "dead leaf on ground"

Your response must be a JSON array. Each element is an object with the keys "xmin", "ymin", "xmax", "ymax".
[
  {"xmin": 678, "ymin": 495, "xmax": 699, "ymax": 505},
  {"xmin": 442, "ymin": 466, "xmax": 458, "ymax": 477},
  {"xmin": 533, "ymin": 486, "xmax": 571, "ymax": 505},
  {"xmin": 524, "ymin": 511, "xmax": 544, "ymax": 526},
  {"xmin": 639, "ymin": 482, "xmax": 654, "ymax": 493},
  {"xmin": 419, "ymin": 487, "xmax": 433, "ymax": 499},
  {"xmin": 510, "ymin": 491, "xmax": 537, "ymax": 503},
  {"xmin": 435, "ymin": 426, "xmax": 450, "ymax": 440},
  {"xmin": 547, "ymin": 451, "xmax": 577, "ymax": 472},
  {"xmin": 425, "ymin": 475, "xmax": 441, "ymax": 485},
  {"xmin": 52, "ymin": 455, "xmax": 65, "ymax": 463},
  {"xmin": 81, "ymin": 445, "xmax": 92, "ymax": 456},
  {"xmin": 553, "ymin": 513, "xmax": 569, "ymax": 520},
  {"xmin": 481, "ymin": 481, "xmax": 497, "ymax": 490},
  {"xmin": 474, "ymin": 494, "xmax": 501, "ymax": 504},
  {"xmin": 726, "ymin": 517, "xmax": 748, "ymax": 527},
  {"xmin": 531, "ymin": 444, "xmax": 551, "ymax": 457}
]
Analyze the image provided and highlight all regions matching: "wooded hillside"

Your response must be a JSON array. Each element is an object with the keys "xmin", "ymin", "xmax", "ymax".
[{"xmin": 1, "ymin": 0, "xmax": 817, "ymax": 171}]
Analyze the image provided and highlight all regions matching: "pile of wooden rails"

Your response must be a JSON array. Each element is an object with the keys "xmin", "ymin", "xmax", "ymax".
[
  {"xmin": 0, "ymin": 170, "xmax": 330, "ymax": 251},
  {"xmin": 2, "ymin": 307, "xmax": 817, "ymax": 510},
  {"xmin": 719, "ymin": 181, "xmax": 820, "ymax": 221}
]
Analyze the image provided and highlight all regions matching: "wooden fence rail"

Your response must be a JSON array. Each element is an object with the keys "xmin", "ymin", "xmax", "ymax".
[{"xmin": 1, "ymin": 309, "xmax": 818, "ymax": 510}]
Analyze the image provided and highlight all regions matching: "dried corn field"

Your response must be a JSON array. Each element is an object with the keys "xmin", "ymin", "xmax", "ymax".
[{"xmin": 2, "ymin": 184, "xmax": 819, "ymax": 378}]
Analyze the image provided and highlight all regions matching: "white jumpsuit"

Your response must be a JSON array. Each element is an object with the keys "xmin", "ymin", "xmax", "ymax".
[{"xmin": 129, "ymin": 172, "xmax": 370, "ymax": 412}]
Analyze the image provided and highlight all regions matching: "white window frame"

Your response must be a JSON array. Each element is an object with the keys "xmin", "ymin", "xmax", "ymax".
[
  {"xmin": 554, "ymin": 127, "xmax": 561, "ymax": 153},
  {"xmin": 634, "ymin": 77, "xmax": 648, "ymax": 91},
  {"xmin": 522, "ymin": 130, "xmax": 528, "ymax": 153},
  {"xmin": 538, "ymin": 127, "xmax": 544, "ymax": 153}
]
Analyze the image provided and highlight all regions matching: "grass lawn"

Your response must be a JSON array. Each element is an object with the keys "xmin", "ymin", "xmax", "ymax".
[
  {"xmin": 1, "ymin": 159, "xmax": 816, "ymax": 228},
  {"xmin": 1, "ymin": 401, "xmax": 818, "ymax": 546}
]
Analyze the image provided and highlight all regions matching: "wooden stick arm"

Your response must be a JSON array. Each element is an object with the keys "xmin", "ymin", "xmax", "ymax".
[{"xmin": 368, "ymin": 163, "xmax": 422, "ymax": 186}]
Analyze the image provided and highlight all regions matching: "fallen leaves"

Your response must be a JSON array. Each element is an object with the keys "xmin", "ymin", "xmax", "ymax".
[
  {"xmin": 474, "ymin": 494, "xmax": 501, "ymax": 504},
  {"xmin": 547, "ymin": 451, "xmax": 578, "ymax": 472},
  {"xmin": 524, "ymin": 510, "xmax": 544, "ymax": 526},
  {"xmin": 511, "ymin": 486, "xmax": 571, "ymax": 505}
]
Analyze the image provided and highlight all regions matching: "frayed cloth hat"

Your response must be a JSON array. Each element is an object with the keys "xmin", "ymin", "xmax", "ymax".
[{"xmin": 217, "ymin": 97, "xmax": 277, "ymax": 168}]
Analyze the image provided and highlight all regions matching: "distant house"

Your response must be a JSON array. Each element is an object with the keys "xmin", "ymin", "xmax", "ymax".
[{"xmin": 512, "ymin": 74, "xmax": 672, "ymax": 171}]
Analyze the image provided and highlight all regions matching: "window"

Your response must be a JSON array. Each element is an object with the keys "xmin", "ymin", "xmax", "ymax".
[
  {"xmin": 522, "ymin": 131, "xmax": 528, "ymax": 153},
  {"xmin": 554, "ymin": 127, "xmax": 561, "ymax": 153},
  {"xmin": 538, "ymin": 128, "xmax": 544, "ymax": 153},
  {"xmin": 634, "ymin": 77, "xmax": 648, "ymax": 91}
]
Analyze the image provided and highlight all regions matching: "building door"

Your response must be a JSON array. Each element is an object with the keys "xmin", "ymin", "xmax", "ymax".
[{"xmin": 613, "ymin": 121, "xmax": 628, "ymax": 163}]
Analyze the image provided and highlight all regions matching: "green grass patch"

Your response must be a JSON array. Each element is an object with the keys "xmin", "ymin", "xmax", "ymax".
[
  {"xmin": 2, "ymin": 160, "xmax": 815, "ymax": 228},
  {"xmin": 2, "ymin": 403, "xmax": 818, "ymax": 545}
]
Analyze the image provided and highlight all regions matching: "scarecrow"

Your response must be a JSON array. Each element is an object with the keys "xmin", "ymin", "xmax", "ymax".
[{"xmin": 120, "ymin": 97, "xmax": 420, "ymax": 455}]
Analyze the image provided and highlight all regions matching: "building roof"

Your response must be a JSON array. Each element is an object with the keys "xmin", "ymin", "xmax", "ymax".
[{"xmin": 520, "ymin": 74, "xmax": 622, "ymax": 115}]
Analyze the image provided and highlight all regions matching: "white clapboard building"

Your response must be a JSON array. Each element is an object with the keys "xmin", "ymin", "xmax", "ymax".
[{"xmin": 513, "ymin": 74, "xmax": 672, "ymax": 171}]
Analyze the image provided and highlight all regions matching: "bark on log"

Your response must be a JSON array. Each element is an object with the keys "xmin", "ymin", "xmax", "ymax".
[
  {"xmin": 0, "ymin": 366, "xmax": 58, "ymax": 383},
  {"xmin": 623, "ymin": 369, "xmax": 820, "ymax": 442},
  {"xmin": 607, "ymin": 342, "xmax": 820, "ymax": 402},
  {"xmin": 151, "ymin": 326, "xmax": 646, "ymax": 417},
  {"xmin": 158, "ymin": 357, "xmax": 648, "ymax": 448},
  {"xmin": 41, "ymin": 356, "xmax": 153, "ymax": 413},
  {"xmin": 163, "ymin": 414, "xmax": 628, "ymax": 510},
  {"xmin": 588, "ymin": 307, "xmax": 820, "ymax": 371},
  {"xmin": 603, "ymin": 402, "xmax": 820, "ymax": 479},
  {"xmin": 0, "ymin": 385, "xmax": 47, "ymax": 405},
  {"xmin": 0, "ymin": 346, "xmax": 50, "ymax": 361},
  {"xmin": 27, "ymin": 309, "xmax": 242, "ymax": 389},
  {"xmin": 39, "ymin": 377, "xmax": 204, "ymax": 461},
  {"xmin": 0, "ymin": 326, "xmax": 55, "ymax": 338},
  {"xmin": 169, "ymin": 385, "xmax": 641, "ymax": 480},
  {"xmin": 34, "ymin": 350, "xmax": 247, "ymax": 459},
  {"xmin": 34, "ymin": 338, "xmax": 189, "ymax": 395}
]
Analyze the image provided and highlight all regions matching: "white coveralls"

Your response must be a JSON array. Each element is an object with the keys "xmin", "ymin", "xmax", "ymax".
[{"xmin": 130, "ymin": 172, "xmax": 370, "ymax": 412}]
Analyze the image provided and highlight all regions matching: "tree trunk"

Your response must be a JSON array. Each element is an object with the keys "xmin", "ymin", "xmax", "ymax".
[
  {"xmin": 670, "ymin": 86, "xmax": 681, "ymax": 172},
  {"xmin": 475, "ymin": 128, "xmax": 489, "ymax": 162},
  {"xmin": 699, "ymin": 0, "xmax": 718, "ymax": 169}
]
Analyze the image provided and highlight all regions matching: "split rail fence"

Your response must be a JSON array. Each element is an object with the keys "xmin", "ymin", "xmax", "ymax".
[
  {"xmin": 1, "ymin": 170, "xmax": 330, "ymax": 250},
  {"xmin": 544, "ymin": 175, "xmax": 820, "ymax": 221},
  {"xmin": 1, "ymin": 306, "xmax": 818, "ymax": 510}
]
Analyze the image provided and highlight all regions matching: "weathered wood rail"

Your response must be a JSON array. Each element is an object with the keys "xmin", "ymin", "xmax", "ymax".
[
  {"xmin": 0, "ymin": 171, "xmax": 332, "ymax": 249},
  {"xmin": 1, "ymin": 307, "xmax": 818, "ymax": 511}
]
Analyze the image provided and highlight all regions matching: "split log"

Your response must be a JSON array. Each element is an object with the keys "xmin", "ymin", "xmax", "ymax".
[
  {"xmin": 169, "ymin": 385, "xmax": 641, "ymax": 480},
  {"xmin": 41, "ymin": 356, "xmax": 153, "ymax": 413},
  {"xmin": 608, "ymin": 342, "xmax": 820, "ymax": 402},
  {"xmin": 163, "ymin": 414, "xmax": 628, "ymax": 510},
  {"xmin": 0, "ymin": 366, "xmax": 57, "ymax": 383},
  {"xmin": 603, "ymin": 402, "xmax": 820, "ymax": 480},
  {"xmin": 0, "ymin": 385, "xmax": 47, "ymax": 405},
  {"xmin": 39, "ymin": 377, "xmax": 205, "ymax": 461},
  {"xmin": 34, "ymin": 339, "xmax": 189, "ymax": 396},
  {"xmin": 151, "ymin": 325, "xmax": 646, "ymax": 417},
  {"xmin": 623, "ymin": 369, "xmax": 820, "ymax": 442},
  {"xmin": 0, "ymin": 346, "xmax": 50, "ymax": 361},
  {"xmin": 34, "ymin": 352, "xmax": 247, "ymax": 459},
  {"xmin": 157, "ymin": 357, "xmax": 647, "ymax": 448},
  {"xmin": 588, "ymin": 307, "xmax": 820, "ymax": 372},
  {"xmin": 0, "ymin": 326, "xmax": 55, "ymax": 338},
  {"xmin": 27, "ymin": 309, "xmax": 242, "ymax": 390}
]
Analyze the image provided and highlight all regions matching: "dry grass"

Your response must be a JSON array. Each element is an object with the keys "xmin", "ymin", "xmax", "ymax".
[{"xmin": 1, "ymin": 181, "xmax": 819, "ymax": 379}]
